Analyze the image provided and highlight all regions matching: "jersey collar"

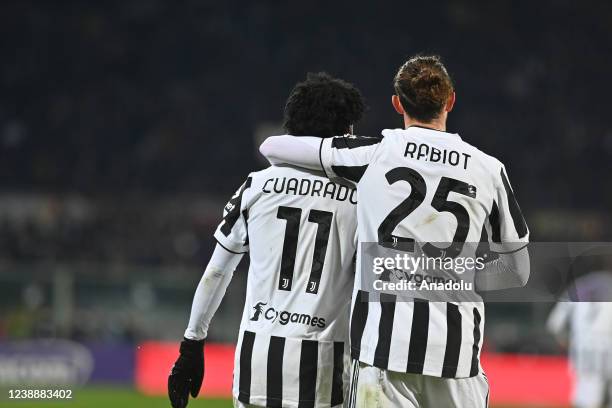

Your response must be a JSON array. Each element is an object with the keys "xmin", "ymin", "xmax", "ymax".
[{"xmin": 381, "ymin": 126, "xmax": 462, "ymax": 140}]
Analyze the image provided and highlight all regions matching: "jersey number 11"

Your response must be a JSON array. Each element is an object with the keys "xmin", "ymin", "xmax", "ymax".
[{"xmin": 276, "ymin": 206, "xmax": 333, "ymax": 294}]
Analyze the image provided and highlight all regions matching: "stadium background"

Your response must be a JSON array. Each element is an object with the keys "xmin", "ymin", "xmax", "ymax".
[{"xmin": 0, "ymin": 0, "xmax": 610, "ymax": 407}]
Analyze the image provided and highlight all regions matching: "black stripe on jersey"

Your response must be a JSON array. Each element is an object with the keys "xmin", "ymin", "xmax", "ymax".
[
  {"xmin": 319, "ymin": 138, "xmax": 330, "ymax": 179},
  {"xmin": 406, "ymin": 299, "xmax": 429, "ymax": 374},
  {"xmin": 242, "ymin": 208, "xmax": 249, "ymax": 247},
  {"xmin": 306, "ymin": 210, "xmax": 333, "ymax": 294},
  {"xmin": 350, "ymin": 290, "xmax": 369, "ymax": 360},
  {"xmin": 441, "ymin": 303, "xmax": 462, "ymax": 378},
  {"xmin": 470, "ymin": 307, "xmax": 482, "ymax": 377},
  {"xmin": 277, "ymin": 206, "xmax": 302, "ymax": 291},
  {"xmin": 500, "ymin": 169, "xmax": 528, "ymax": 238},
  {"xmin": 220, "ymin": 176, "xmax": 252, "ymax": 236},
  {"xmin": 331, "ymin": 135, "xmax": 381, "ymax": 149},
  {"xmin": 330, "ymin": 342, "xmax": 344, "ymax": 406},
  {"xmin": 489, "ymin": 200, "xmax": 501, "ymax": 243},
  {"xmin": 237, "ymin": 331, "xmax": 256, "ymax": 404},
  {"xmin": 267, "ymin": 336, "xmax": 285, "ymax": 407},
  {"xmin": 298, "ymin": 340, "xmax": 318, "ymax": 408},
  {"xmin": 373, "ymin": 293, "xmax": 396, "ymax": 369},
  {"xmin": 331, "ymin": 165, "xmax": 368, "ymax": 183}
]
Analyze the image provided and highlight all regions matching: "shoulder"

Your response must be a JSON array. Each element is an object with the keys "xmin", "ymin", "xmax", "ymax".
[
  {"xmin": 249, "ymin": 164, "xmax": 325, "ymax": 179},
  {"xmin": 329, "ymin": 134, "xmax": 383, "ymax": 149},
  {"xmin": 227, "ymin": 170, "xmax": 260, "ymax": 206},
  {"xmin": 457, "ymin": 138, "xmax": 505, "ymax": 176},
  {"xmin": 380, "ymin": 128, "xmax": 405, "ymax": 138},
  {"xmin": 243, "ymin": 166, "xmax": 290, "ymax": 185},
  {"xmin": 245, "ymin": 167, "xmax": 269, "ymax": 182},
  {"xmin": 245, "ymin": 165, "xmax": 333, "ymax": 193}
]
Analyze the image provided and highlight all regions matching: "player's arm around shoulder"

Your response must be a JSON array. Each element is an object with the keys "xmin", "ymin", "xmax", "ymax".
[
  {"xmin": 259, "ymin": 133, "xmax": 382, "ymax": 184},
  {"xmin": 318, "ymin": 134, "xmax": 383, "ymax": 185},
  {"xmin": 259, "ymin": 135, "xmax": 322, "ymax": 169}
]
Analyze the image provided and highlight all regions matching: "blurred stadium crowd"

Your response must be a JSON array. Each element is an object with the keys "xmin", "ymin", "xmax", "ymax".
[{"xmin": 0, "ymin": 0, "xmax": 611, "ymax": 349}]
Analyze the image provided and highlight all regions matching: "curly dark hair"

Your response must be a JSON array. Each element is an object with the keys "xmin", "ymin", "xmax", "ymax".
[
  {"xmin": 394, "ymin": 55, "xmax": 454, "ymax": 123},
  {"xmin": 283, "ymin": 72, "xmax": 365, "ymax": 137}
]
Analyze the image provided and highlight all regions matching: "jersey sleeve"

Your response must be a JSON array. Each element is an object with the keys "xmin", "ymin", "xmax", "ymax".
[
  {"xmin": 184, "ymin": 243, "xmax": 244, "ymax": 340},
  {"xmin": 319, "ymin": 135, "xmax": 381, "ymax": 184},
  {"xmin": 213, "ymin": 176, "xmax": 252, "ymax": 254},
  {"xmin": 485, "ymin": 164, "xmax": 529, "ymax": 253},
  {"xmin": 259, "ymin": 135, "xmax": 322, "ymax": 170}
]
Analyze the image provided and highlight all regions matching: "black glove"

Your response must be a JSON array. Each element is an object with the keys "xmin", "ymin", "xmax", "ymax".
[{"xmin": 168, "ymin": 338, "xmax": 205, "ymax": 408}]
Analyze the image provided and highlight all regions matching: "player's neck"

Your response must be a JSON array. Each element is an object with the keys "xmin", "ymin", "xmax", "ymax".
[{"xmin": 403, "ymin": 115, "xmax": 447, "ymax": 132}]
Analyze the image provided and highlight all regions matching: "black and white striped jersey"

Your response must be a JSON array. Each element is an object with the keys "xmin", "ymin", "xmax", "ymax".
[
  {"xmin": 214, "ymin": 165, "xmax": 358, "ymax": 407},
  {"xmin": 319, "ymin": 126, "xmax": 529, "ymax": 379}
]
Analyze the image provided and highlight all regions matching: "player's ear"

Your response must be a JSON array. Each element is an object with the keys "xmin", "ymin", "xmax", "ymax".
[
  {"xmin": 445, "ymin": 91, "xmax": 456, "ymax": 113},
  {"xmin": 392, "ymin": 94, "xmax": 405, "ymax": 115}
]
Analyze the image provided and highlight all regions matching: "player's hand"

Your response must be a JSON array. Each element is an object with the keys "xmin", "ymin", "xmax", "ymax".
[{"xmin": 168, "ymin": 338, "xmax": 205, "ymax": 408}]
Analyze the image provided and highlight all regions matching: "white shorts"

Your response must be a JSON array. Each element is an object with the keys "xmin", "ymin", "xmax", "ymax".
[
  {"xmin": 233, "ymin": 398, "xmax": 343, "ymax": 408},
  {"xmin": 347, "ymin": 361, "xmax": 489, "ymax": 408},
  {"xmin": 573, "ymin": 373, "xmax": 612, "ymax": 408}
]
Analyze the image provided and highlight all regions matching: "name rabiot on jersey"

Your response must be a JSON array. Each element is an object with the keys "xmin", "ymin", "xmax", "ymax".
[
  {"xmin": 319, "ymin": 126, "xmax": 529, "ymax": 379},
  {"xmin": 214, "ymin": 165, "xmax": 358, "ymax": 408}
]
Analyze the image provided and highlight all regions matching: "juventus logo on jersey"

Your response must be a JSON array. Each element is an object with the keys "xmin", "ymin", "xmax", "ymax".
[{"xmin": 307, "ymin": 281, "xmax": 318, "ymax": 293}]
